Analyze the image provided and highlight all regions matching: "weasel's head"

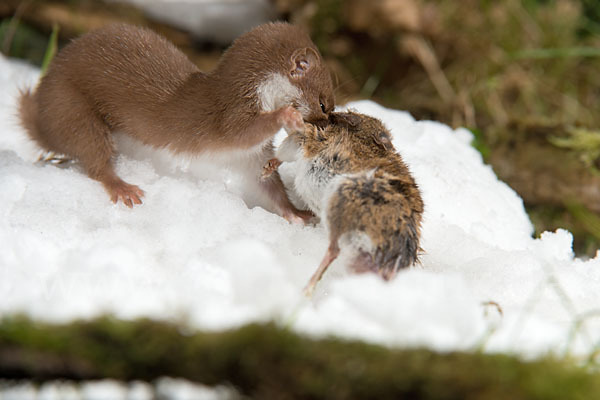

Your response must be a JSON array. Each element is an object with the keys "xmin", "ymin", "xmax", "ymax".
[
  {"xmin": 287, "ymin": 47, "xmax": 335, "ymax": 127},
  {"xmin": 225, "ymin": 22, "xmax": 335, "ymax": 124},
  {"xmin": 256, "ymin": 48, "xmax": 334, "ymax": 126}
]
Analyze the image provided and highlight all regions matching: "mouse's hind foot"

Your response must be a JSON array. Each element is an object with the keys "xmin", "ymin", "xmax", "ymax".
[{"xmin": 282, "ymin": 207, "xmax": 315, "ymax": 225}]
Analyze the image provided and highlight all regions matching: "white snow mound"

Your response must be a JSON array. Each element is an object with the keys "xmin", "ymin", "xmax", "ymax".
[{"xmin": 1, "ymin": 54, "xmax": 599, "ymax": 359}]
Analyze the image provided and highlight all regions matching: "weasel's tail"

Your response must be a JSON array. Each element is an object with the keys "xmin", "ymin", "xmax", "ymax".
[{"xmin": 18, "ymin": 88, "xmax": 47, "ymax": 149}]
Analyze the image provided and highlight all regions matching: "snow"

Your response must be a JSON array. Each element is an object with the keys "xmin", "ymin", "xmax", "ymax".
[
  {"xmin": 0, "ymin": 379, "xmax": 236, "ymax": 400},
  {"xmin": 114, "ymin": 0, "xmax": 276, "ymax": 44},
  {"xmin": 1, "ymin": 54, "xmax": 599, "ymax": 360}
]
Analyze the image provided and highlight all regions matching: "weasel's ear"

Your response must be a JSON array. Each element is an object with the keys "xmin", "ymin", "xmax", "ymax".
[{"xmin": 290, "ymin": 48, "xmax": 319, "ymax": 79}]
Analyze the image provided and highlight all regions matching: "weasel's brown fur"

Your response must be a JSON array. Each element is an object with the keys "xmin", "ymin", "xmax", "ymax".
[{"xmin": 18, "ymin": 23, "xmax": 334, "ymax": 217}]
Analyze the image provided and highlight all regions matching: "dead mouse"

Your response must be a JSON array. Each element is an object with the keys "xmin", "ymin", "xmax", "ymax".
[
  {"xmin": 18, "ymin": 22, "xmax": 334, "ymax": 223},
  {"xmin": 264, "ymin": 111, "xmax": 424, "ymax": 295}
]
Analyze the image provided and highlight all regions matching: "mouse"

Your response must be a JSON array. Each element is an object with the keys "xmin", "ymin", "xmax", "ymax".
[
  {"xmin": 263, "ymin": 111, "xmax": 424, "ymax": 295},
  {"xmin": 18, "ymin": 22, "xmax": 335, "ymax": 222}
]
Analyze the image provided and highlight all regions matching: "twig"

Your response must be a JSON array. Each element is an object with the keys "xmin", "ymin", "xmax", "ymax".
[
  {"xmin": 2, "ymin": 0, "xmax": 31, "ymax": 55},
  {"xmin": 482, "ymin": 300, "xmax": 504, "ymax": 318},
  {"xmin": 400, "ymin": 34, "xmax": 456, "ymax": 104}
]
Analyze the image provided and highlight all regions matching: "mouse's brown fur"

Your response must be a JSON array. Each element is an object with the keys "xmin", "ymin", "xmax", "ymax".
[
  {"xmin": 326, "ymin": 171, "xmax": 421, "ymax": 277},
  {"xmin": 270, "ymin": 111, "xmax": 424, "ymax": 294},
  {"xmin": 18, "ymin": 22, "xmax": 334, "ymax": 218},
  {"xmin": 296, "ymin": 112, "xmax": 420, "ymax": 192}
]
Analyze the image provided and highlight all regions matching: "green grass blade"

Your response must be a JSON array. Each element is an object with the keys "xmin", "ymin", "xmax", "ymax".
[
  {"xmin": 40, "ymin": 23, "xmax": 59, "ymax": 76},
  {"xmin": 565, "ymin": 200, "xmax": 600, "ymax": 240}
]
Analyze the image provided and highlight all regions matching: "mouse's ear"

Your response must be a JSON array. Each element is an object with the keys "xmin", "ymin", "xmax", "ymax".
[
  {"xmin": 330, "ymin": 112, "xmax": 361, "ymax": 128},
  {"xmin": 290, "ymin": 48, "xmax": 319, "ymax": 79},
  {"xmin": 376, "ymin": 131, "xmax": 394, "ymax": 151}
]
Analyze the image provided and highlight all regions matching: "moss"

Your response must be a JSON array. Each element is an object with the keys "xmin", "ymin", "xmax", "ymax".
[
  {"xmin": 1, "ymin": 316, "xmax": 600, "ymax": 399},
  {"xmin": 550, "ymin": 128, "xmax": 600, "ymax": 171}
]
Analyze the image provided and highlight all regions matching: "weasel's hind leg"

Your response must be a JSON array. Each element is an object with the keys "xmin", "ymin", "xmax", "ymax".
[
  {"xmin": 73, "ymin": 117, "xmax": 145, "ymax": 208},
  {"xmin": 34, "ymin": 88, "xmax": 144, "ymax": 207}
]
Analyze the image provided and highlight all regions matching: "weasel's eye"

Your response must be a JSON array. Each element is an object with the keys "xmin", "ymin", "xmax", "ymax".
[{"xmin": 320, "ymin": 102, "xmax": 326, "ymax": 113}]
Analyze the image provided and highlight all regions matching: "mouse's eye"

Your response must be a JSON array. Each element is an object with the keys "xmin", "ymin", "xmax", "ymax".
[{"xmin": 320, "ymin": 102, "xmax": 326, "ymax": 114}]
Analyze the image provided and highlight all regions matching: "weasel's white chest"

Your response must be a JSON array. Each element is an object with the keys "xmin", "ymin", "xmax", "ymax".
[{"xmin": 256, "ymin": 73, "xmax": 308, "ymax": 115}]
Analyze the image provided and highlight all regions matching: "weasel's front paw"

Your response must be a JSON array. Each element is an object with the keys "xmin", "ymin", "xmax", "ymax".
[{"xmin": 278, "ymin": 106, "xmax": 304, "ymax": 133}]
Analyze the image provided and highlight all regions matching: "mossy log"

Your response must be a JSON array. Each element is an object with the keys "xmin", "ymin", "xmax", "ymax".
[{"xmin": 1, "ymin": 316, "xmax": 599, "ymax": 399}]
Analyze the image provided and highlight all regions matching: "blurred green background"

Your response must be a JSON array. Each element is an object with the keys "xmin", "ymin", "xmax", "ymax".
[{"xmin": 2, "ymin": 0, "xmax": 600, "ymax": 255}]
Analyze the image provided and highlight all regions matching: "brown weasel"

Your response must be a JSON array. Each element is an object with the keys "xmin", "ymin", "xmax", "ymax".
[
  {"xmin": 263, "ymin": 112, "xmax": 424, "ymax": 295},
  {"xmin": 18, "ymin": 22, "xmax": 335, "ymax": 222}
]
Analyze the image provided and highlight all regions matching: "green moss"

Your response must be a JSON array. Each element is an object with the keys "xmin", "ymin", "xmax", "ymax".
[
  {"xmin": 2, "ymin": 316, "xmax": 600, "ymax": 399},
  {"xmin": 550, "ymin": 128, "xmax": 600, "ymax": 171},
  {"xmin": 468, "ymin": 128, "xmax": 491, "ymax": 160}
]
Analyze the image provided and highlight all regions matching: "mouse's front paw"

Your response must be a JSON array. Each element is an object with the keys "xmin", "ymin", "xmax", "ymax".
[
  {"xmin": 261, "ymin": 158, "xmax": 282, "ymax": 180},
  {"xmin": 278, "ymin": 106, "xmax": 304, "ymax": 133}
]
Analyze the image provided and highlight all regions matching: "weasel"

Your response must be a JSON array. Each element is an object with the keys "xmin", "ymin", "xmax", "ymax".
[
  {"xmin": 18, "ymin": 22, "xmax": 335, "ymax": 222},
  {"xmin": 263, "ymin": 112, "xmax": 424, "ymax": 295}
]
